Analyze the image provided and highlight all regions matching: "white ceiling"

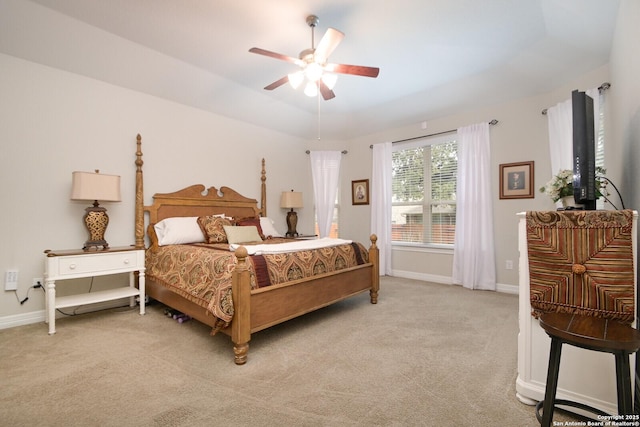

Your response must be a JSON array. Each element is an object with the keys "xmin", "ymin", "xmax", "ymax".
[{"xmin": 1, "ymin": 0, "xmax": 621, "ymax": 139}]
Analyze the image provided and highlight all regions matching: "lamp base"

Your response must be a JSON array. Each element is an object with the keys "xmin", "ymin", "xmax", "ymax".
[
  {"xmin": 83, "ymin": 202, "xmax": 110, "ymax": 251},
  {"xmin": 285, "ymin": 209, "xmax": 299, "ymax": 238}
]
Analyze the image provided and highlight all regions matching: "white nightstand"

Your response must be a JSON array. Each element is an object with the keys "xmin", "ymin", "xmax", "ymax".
[{"xmin": 43, "ymin": 246, "xmax": 145, "ymax": 334}]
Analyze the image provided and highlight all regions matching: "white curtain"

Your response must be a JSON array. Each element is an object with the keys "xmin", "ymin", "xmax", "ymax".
[
  {"xmin": 547, "ymin": 98, "xmax": 573, "ymax": 174},
  {"xmin": 452, "ymin": 122, "xmax": 496, "ymax": 290},
  {"xmin": 547, "ymin": 87, "xmax": 601, "ymax": 175},
  {"xmin": 371, "ymin": 142, "xmax": 392, "ymax": 276},
  {"xmin": 309, "ymin": 151, "xmax": 341, "ymax": 238}
]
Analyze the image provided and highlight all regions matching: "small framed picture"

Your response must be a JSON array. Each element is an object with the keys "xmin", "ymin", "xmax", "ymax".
[
  {"xmin": 352, "ymin": 179, "xmax": 369, "ymax": 205},
  {"xmin": 499, "ymin": 161, "xmax": 535, "ymax": 199}
]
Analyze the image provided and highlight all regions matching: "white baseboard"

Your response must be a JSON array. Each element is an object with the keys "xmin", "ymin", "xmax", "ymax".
[
  {"xmin": 391, "ymin": 269, "xmax": 452, "ymax": 285},
  {"xmin": 496, "ymin": 282, "xmax": 519, "ymax": 295},
  {"xmin": 0, "ymin": 298, "xmax": 134, "ymax": 330},
  {"xmin": 391, "ymin": 269, "xmax": 519, "ymax": 295},
  {"xmin": 0, "ymin": 310, "xmax": 46, "ymax": 330}
]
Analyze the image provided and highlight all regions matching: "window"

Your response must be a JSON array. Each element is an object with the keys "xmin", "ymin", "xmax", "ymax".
[
  {"xmin": 314, "ymin": 193, "xmax": 340, "ymax": 238},
  {"xmin": 392, "ymin": 134, "xmax": 457, "ymax": 246},
  {"xmin": 315, "ymin": 207, "xmax": 339, "ymax": 238}
]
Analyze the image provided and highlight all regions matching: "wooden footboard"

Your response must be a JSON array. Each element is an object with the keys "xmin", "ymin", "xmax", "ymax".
[
  {"xmin": 134, "ymin": 134, "xmax": 380, "ymax": 365},
  {"xmin": 228, "ymin": 235, "xmax": 379, "ymax": 364}
]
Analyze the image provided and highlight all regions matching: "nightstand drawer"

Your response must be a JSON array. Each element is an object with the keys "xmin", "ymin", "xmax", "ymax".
[{"xmin": 47, "ymin": 251, "xmax": 143, "ymax": 279}]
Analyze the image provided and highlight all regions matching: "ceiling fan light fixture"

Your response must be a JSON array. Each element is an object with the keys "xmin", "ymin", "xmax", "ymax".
[
  {"xmin": 305, "ymin": 62, "xmax": 323, "ymax": 82},
  {"xmin": 249, "ymin": 14, "xmax": 379, "ymax": 100},
  {"xmin": 321, "ymin": 73, "xmax": 337, "ymax": 90},
  {"xmin": 288, "ymin": 71, "xmax": 304, "ymax": 89},
  {"xmin": 304, "ymin": 81, "xmax": 318, "ymax": 97}
]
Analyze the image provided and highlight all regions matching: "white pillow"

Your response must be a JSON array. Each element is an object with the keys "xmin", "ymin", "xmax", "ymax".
[
  {"xmin": 154, "ymin": 217, "xmax": 205, "ymax": 246},
  {"xmin": 223, "ymin": 225, "xmax": 263, "ymax": 244},
  {"xmin": 259, "ymin": 217, "xmax": 283, "ymax": 238}
]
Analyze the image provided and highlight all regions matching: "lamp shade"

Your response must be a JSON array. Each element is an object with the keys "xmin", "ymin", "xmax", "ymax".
[
  {"xmin": 71, "ymin": 171, "xmax": 121, "ymax": 202},
  {"xmin": 288, "ymin": 71, "xmax": 304, "ymax": 89},
  {"xmin": 280, "ymin": 191, "xmax": 303, "ymax": 209},
  {"xmin": 304, "ymin": 81, "xmax": 318, "ymax": 97}
]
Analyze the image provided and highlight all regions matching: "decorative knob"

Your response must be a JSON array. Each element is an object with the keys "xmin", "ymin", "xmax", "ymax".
[
  {"xmin": 69, "ymin": 264, "xmax": 76, "ymax": 270},
  {"xmin": 572, "ymin": 264, "xmax": 586, "ymax": 275},
  {"xmin": 124, "ymin": 259, "xmax": 130, "ymax": 264}
]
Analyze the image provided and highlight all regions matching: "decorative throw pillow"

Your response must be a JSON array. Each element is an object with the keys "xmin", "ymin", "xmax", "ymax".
[
  {"xmin": 223, "ymin": 225, "xmax": 263, "ymax": 244},
  {"xmin": 197, "ymin": 215, "xmax": 232, "ymax": 243},
  {"xmin": 234, "ymin": 217, "xmax": 265, "ymax": 239},
  {"xmin": 154, "ymin": 217, "xmax": 205, "ymax": 246}
]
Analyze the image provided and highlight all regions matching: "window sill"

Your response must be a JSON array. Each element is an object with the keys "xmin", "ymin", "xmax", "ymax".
[{"xmin": 392, "ymin": 242, "xmax": 453, "ymax": 254}]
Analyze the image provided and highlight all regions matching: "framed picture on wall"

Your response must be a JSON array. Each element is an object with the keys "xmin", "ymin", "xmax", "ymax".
[
  {"xmin": 352, "ymin": 179, "xmax": 369, "ymax": 205},
  {"xmin": 499, "ymin": 161, "xmax": 535, "ymax": 199}
]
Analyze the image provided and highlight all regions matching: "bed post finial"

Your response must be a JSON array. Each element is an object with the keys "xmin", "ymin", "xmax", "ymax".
[
  {"xmin": 260, "ymin": 158, "xmax": 266, "ymax": 217},
  {"xmin": 135, "ymin": 134, "xmax": 145, "ymax": 249}
]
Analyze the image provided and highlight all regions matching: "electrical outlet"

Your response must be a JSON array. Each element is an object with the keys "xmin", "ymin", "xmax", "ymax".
[
  {"xmin": 5, "ymin": 269, "xmax": 18, "ymax": 291},
  {"xmin": 505, "ymin": 260, "xmax": 513, "ymax": 270},
  {"xmin": 33, "ymin": 278, "xmax": 43, "ymax": 288}
]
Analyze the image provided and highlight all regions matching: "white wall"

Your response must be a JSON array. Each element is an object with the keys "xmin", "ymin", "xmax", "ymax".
[
  {"xmin": 610, "ymin": 0, "xmax": 640, "ymax": 213},
  {"xmin": 0, "ymin": 53, "xmax": 313, "ymax": 322}
]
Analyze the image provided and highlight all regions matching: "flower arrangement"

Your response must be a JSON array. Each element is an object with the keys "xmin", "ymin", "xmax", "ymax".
[{"xmin": 539, "ymin": 167, "xmax": 606, "ymax": 203}]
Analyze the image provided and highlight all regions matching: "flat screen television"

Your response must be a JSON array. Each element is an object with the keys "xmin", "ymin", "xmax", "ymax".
[{"xmin": 572, "ymin": 89, "xmax": 596, "ymax": 210}]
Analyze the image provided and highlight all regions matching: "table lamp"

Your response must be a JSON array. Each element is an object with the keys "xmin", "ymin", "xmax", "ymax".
[
  {"xmin": 71, "ymin": 170, "xmax": 121, "ymax": 250},
  {"xmin": 280, "ymin": 190, "xmax": 303, "ymax": 237}
]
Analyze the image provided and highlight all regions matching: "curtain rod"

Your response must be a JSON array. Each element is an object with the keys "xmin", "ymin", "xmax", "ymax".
[
  {"xmin": 369, "ymin": 119, "xmax": 498, "ymax": 148},
  {"xmin": 541, "ymin": 82, "xmax": 611, "ymax": 115},
  {"xmin": 306, "ymin": 150, "xmax": 348, "ymax": 154}
]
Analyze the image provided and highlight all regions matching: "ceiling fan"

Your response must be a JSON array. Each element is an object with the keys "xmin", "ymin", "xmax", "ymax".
[{"xmin": 249, "ymin": 15, "xmax": 379, "ymax": 100}]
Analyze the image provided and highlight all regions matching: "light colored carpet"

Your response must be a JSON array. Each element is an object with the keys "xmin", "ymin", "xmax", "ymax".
[{"xmin": 0, "ymin": 277, "xmax": 581, "ymax": 426}]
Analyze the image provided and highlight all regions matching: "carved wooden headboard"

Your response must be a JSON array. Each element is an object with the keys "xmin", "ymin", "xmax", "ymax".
[{"xmin": 134, "ymin": 134, "xmax": 266, "ymax": 249}]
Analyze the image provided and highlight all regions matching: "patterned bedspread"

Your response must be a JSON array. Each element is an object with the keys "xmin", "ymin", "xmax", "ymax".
[
  {"xmin": 145, "ymin": 239, "xmax": 369, "ymax": 325},
  {"xmin": 526, "ymin": 209, "xmax": 635, "ymax": 323}
]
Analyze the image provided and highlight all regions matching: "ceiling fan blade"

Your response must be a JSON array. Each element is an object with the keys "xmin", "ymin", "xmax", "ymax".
[
  {"xmin": 314, "ymin": 28, "xmax": 344, "ymax": 64},
  {"xmin": 249, "ymin": 47, "xmax": 300, "ymax": 65},
  {"xmin": 325, "ymin": 63, "xmax": 380, "ymax": 78},
  {"xmin": 318, "ymin": 81, "xmax": 336, "ymax": 100},
  {"xmin": 264, "ymin": 76, "xmax": 289, "ymax": 91}
]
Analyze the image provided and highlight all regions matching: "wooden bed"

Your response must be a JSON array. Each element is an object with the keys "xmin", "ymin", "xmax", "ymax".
[{"xmin": 133, "ymin": 135, "xmax": 380, "ymax": 364}]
